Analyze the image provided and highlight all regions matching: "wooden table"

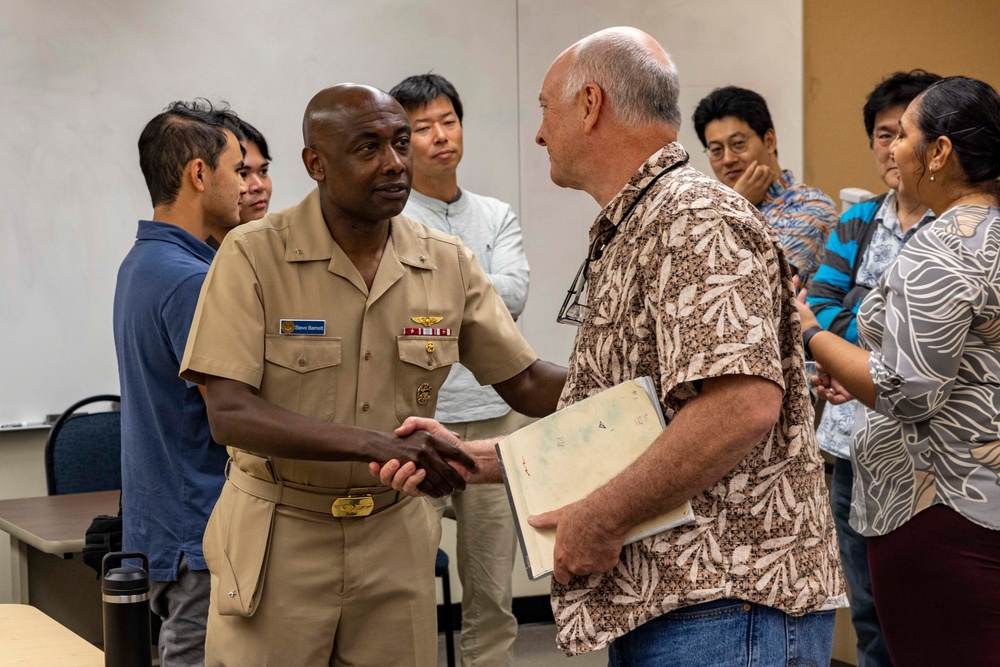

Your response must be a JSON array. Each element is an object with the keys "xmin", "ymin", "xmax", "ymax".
[
  {"xmin": 0, "ymin": 490, "xmax": 118, "ymax": 603},
  {"xmin": 0, "ymin": 603, "xmax": 104, "ymax": 664}
]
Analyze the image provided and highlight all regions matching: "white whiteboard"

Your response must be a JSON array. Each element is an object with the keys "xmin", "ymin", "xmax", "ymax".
[{"xmin": 0, "ymin": 0, "xmax": 801, "ymax": 423}]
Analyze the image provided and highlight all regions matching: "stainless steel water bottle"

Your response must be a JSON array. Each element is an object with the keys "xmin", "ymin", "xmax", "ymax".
[{"xmin": 102, "ymin": 552, "xmax": 152, "ymax": 667}]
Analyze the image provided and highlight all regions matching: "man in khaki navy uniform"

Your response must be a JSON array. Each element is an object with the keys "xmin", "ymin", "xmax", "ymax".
[{"xmin": 179, "ymin": 84, "xmax": 566, "ymax": 667}]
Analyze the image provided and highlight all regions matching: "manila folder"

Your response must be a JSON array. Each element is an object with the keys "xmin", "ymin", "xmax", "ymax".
[{"xmin": 496, "ymin": 376, "xmax": 694, "ymax": 580}]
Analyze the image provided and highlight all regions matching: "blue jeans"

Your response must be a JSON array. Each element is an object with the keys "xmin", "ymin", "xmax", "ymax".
[
  {"xmin": 607, "ymin": 598, "xmax": 835, "ymax": 667},
  {"xmin": 830, "ymin": 457, "xmax": 892, "ymax": 667}
]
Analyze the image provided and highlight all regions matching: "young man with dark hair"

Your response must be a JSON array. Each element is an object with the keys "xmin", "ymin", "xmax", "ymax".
[
  {"xmin": 235, "ymin": 119, "xmax": 272, "ymax": 225},
  {"xmin": 205, "ymin": 118, "xmax": 273, "ymax": 246},
  {"xmin": 862, "ymin": 70, "xmax": 942, "ymax": 149},
  {"xmin": 390, "ymin": 72, "xmax": 530, "ymax": 667},
  {"xmin": 390, "ymin": 73, "xmax": 464, "ymax": 128},
  {"xmin": 693, "ymin": 86, "xmax": 837, "ymax": 282},
  {"xmin": 115, "ymin": 99, "xmax": 246, "ymax": 666},
  {"xmin": 806, "ymin": 69, "xmax": 940, "ymax": 667}
]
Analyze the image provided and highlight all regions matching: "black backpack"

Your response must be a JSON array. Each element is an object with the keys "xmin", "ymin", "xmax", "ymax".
[{"xmin": 82, "ymin": 501, "xmax": 122, "ymax": 575}]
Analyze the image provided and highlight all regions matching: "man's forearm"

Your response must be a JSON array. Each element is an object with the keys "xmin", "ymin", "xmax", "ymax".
[
  {"xmin": 585, "ymin": 374, "xmax": 782, "ymax": 536},
  {"xmin": 489, "ymin": 209, "xmax": 530, "ymax": 319},
  {"xmin": 206, "ymin": 375, "xmax": 390, "ymax": 462},
  {"xmin": 492, "ymin": 360, "xmax": 567, "ymax": 417},
  {"xmin": 209, "ymin": 375, "xmax": 475, "ymax": 497},
  {"xmin": 460, "ymin": 438, "xmax": 505, "ymax": 484}
]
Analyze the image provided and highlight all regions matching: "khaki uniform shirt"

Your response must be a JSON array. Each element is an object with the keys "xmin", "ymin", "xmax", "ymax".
[
  {"xmin": 552, "ymin": 144, "xmax": 846, "ymax": 654},
  {"xmin": 180, "ymin": 188, "xmax": 536, "ymax": 489}
]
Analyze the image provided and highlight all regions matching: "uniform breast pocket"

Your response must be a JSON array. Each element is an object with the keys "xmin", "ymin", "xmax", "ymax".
[
  {"xmin": 395, "ymin": 336, "xmax": 459, "ymax": 422},
  {"xmin": 263, "ymin": 334, "xmax": 342, "ymax": 420}
]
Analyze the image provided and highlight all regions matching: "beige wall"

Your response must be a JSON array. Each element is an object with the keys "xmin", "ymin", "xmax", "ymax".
[
  {"xmin": 0, "ymin": 430, "xmax": 50, "ymax": 603},
  {"xmin": 804, "ymin": 0, "xmax": 1000, "ymax": 200}
]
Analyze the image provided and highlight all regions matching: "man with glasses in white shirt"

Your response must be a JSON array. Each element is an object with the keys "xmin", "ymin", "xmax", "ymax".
[{"xmin": 389, "ymin": 73, "xmax": 532, "ymax": 667}]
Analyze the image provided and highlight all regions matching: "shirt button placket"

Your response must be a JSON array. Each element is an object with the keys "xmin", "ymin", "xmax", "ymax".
[{"xmin": 359, "ymin": 353, "xmax": 372, "ymax": 417}]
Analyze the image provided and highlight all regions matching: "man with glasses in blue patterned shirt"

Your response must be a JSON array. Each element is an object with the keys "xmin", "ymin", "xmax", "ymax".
[{"xmin": 694, "ymin": 87, "xmax": 837, "ymax": 283}]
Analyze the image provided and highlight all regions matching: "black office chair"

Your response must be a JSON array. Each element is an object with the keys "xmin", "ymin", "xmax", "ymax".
[
  {"xmin": 44, "ymin": 394, "xmax": 122, "ymax": 495},
  {"xmin": 46, "ymin": 394, "xmax": 162, "ymax": 646},
  {"xmin": 436, "ymin": 548, "xmax": 457, "ymax": 667}
]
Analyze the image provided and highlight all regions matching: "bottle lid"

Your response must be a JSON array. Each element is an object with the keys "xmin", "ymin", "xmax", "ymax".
[{"xmin": 102, "ymin": 566, "xmax": 149, "ymax": 595}]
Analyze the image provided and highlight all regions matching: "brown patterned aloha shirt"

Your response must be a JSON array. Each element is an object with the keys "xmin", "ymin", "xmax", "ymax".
[{"xmin": 552, "ymin": 143, "xmax": 846, "ymax": 655}]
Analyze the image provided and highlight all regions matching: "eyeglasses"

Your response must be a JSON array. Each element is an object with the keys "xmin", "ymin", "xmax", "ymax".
[
  {"xmin": 872, "ymin": 131, "xmax": 896, "ymax": 148},
  {"xmin": 556, "ymin": 225, "xmax": 618, "ymax": 325},
  {"xmin": 555, "ymin": 151, "xmax": 691, "ymax": 326},
  {"xmin": 705, "ymin": 133, "xmax": 753, "ymax": 162}
]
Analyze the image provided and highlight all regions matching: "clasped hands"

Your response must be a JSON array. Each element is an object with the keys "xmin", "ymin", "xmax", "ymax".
[
  {"xmin": 792, "ymin": 276, "xmax": 856, "ymax": 405},
  {"xmin": 370, "ymin": 416, "xmax": 627, "ymax": 584},
  {"xmin": 368, "ymin": 417, "xmax": 477, "ymax": 497},
  {"xmin": 371, "ymin": 417, "xmax": 478, "ymax": 498}
]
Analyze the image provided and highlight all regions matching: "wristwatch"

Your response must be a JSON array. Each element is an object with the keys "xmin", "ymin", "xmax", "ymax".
[{"xmin": 801, "ymin": 326, "xmax": 823, "ymax": 357}]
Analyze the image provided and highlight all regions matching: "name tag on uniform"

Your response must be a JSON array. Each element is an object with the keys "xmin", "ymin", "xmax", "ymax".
[{"xmin": 279, "ymin": 319, "xmax": 326, "ymax": 335}]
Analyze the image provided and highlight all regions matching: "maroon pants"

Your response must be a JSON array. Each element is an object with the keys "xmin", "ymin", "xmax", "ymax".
[{"xmin": 868, "ymin": 504, "xmax": 1000, "ymax": 666}]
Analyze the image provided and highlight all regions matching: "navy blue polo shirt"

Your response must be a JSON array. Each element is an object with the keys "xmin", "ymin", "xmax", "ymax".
[{"xmin": 113, "ymin": 220, "xmax": 228, "ymax": 581}]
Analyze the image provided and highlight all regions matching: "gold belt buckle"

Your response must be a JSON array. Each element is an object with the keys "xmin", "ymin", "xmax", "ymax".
[{"xmin": 331, "ymin": 495, "xmax": 375, "ymax": 518}]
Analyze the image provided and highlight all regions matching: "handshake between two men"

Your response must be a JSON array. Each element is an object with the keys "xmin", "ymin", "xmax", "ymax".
[
  {"xmin": 370, "ymin": 416, "xmax": 630, "ymax": 586},
  {"xmin": 369, "ymin": 416, "xmax": 501, "ymax": 495}
]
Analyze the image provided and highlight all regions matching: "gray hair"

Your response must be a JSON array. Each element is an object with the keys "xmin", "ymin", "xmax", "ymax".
[{"xmin": 563, "ymin": 32, "xmax": 682, "ymax": 128}]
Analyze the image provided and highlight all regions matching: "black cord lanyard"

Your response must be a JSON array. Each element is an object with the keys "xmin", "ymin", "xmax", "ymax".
[{"xmin": 591, "ymin": 151, "xmax": 690, "ymax": 260}]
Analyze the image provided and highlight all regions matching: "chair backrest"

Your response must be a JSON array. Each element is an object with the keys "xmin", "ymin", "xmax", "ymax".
[
  {"xmin": 44, "ymin": 395, "xmax": 122, "ymax": 495},
  {"xmin": 839, "ymin": 187, "xmax": 876, "ymax": 213}
]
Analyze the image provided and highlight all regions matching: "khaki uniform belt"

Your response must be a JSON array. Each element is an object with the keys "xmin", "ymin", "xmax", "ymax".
[{"xmin": 227, "ymin": 463, "xmax": 402, "ymax": 518}]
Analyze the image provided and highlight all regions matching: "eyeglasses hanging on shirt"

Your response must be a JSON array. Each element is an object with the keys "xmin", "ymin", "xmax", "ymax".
[{"xmin": 557, "ymin": 152, "xmax": 690, "ymax": 326}]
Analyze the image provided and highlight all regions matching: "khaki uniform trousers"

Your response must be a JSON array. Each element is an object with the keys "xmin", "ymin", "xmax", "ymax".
[
  {"xmin": 431, "ymin": 409, "xmax": 535, "ymax": 667},
  {"xmin": 204, "ymin": 475, "xmax": 441, "ymax": 667}
]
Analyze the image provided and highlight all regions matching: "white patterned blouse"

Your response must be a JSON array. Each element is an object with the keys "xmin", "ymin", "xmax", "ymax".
[{"xmin": 853, "ymin": 204, "xmax": 1000, "ymax": 536}]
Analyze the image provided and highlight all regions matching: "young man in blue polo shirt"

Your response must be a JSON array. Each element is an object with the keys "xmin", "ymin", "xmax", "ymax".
[{"xmin": 113, "ymin": 100, "xmax": 246, "ymax": 666}]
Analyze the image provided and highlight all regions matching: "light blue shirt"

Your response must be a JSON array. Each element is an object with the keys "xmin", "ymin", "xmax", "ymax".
[{"xmin": 403, "ymin": 188, "xmax": 529, "ymax": 423}]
